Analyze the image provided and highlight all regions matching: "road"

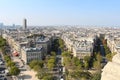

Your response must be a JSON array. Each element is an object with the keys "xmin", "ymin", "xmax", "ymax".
[
  {"xmin": 100, "ymin": 45, "xmax": 105, "ymax": 57},
  {"xmin": 100, "ymin": 44, "xmax": 108, "ymax": 68},
  {"xmin": 0, "ymin": 53, "xmax": 13, "ymax": 80},
  {"xmin": 54, "ymin": 48, "xmax": 65, "ymax": 80}
]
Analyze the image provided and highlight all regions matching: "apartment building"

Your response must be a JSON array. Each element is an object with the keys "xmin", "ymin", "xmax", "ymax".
[
  {"xmin": 72, "ymin": 40, "xmax": 93, "ymax": 59},
  {"xmin": 62, "ymin": 31, "xmax": 95, "ymax": 59},
  {"xmin": 2, "ymin": 28, "xmax": 51, "ymax": 64},
  {"xmin": 21, "ymin": 47, "xmax": 43, "ymax": 64}
]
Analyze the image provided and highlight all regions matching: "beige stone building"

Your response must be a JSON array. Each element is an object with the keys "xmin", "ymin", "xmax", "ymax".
[
  {"xmin": 2, "ymin": 29, "xmax": 51, "ymax": 64},
  {"xmin": 72, "ymin": 41, "xmax": 93, "ymax": 59},
  {"xmin": 62, "ymin": 32, "xmax": 95, "ymax": 59},
  {"xmin": 21, "ymin": 47, "xmax": 43, "ymax": 64}
]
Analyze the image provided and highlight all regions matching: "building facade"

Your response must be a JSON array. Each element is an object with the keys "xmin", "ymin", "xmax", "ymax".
[{"xmin": 21, "ymin": 47, "xmax": 43, "ymax": 64}]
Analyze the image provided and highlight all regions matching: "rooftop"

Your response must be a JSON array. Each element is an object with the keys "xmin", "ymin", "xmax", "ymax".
[{"xmin": 23, "ymin": 46, "xmax": 43, "ymax": 52}]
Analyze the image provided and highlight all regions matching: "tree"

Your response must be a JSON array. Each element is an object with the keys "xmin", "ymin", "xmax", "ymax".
[
  {"xmin": 51, "ymin": 51, "xmax": 56, "ymax": 56},
  {"xmin": 36, "ymin": 68, "xmax": 47, "ymax": 79},
  {"xmin": 84, "ymin": 61, "xmax": 89, "ymax": 69},
  {"xmin": 70, "ymin": 71, "xmax": 91, "ymax": 80},
  {"xmin": 29, "ymin": 60, "xmax": 44, "ymax": 69},
  {"xmin": 4, "ymin": 55, "xmax": 11, "ymax": 62},
  {"xmin": 106, "ymin": 53, "xmax": 112, "ymax": 61},
  {"xmin": 29, "ymin": 60, "xmax": 37, "ymax": 69},
  {"xmin": 106, "ymin": 52, "xmax": 116, "ymax": 61},
  {"xmin": 0, "ymin": 37, "xmax": 6, "ymax": 48},
  {"xmin": 84, "ymin": 56, "xmax": 91, "ymax": 69},
  {"xmin": 104, "ymin": 45, "xmax": 111, "ymax": 55},
  {"xmin": 37, "ymin": 60, "xmax": 44, "ymax": 68},
  {"xmin": 63, "ymin": 57, "xmax": 72, "ymax": 68},
  {"xmin": 71, "ymin": 57, "xmax": 83, "ymax": 69},
  {"xmin": 77, "ymin": 63, "xmax": 84, "ymax": 70},
  {"xmin": 84, "ymin": 56, "xmax": 91, "ymax": 62},
  {"xmin": 79, "ymin": 71, "xmax": 91, "ymax": 80},
  {"xmin": 33, "ymin": 65, "xmax": 41, "ymax": 72},
  {"xmin": 0, "ymin": 37, "xmax": 7, "ymax": 54},
  {"xmin": 51, "ymin": 39, "xmax": 59, "ymax": 52},
  {"xmin": 91, "ymin": 72, "xmax": 101, "ymax": 80},
  {"xmin": 96, "ymin": 53, "xmax": 102, "ymax": 62},
  {"xmin": 9, "ymin": 66, "xmax": 20, "ymax": 76},
  {"xmin": 62, "ymin": 51, "xmax": 71, "ymax": 57},
  {"xmin": 65, "ymin": 69, "xmax": 69, "ymax": 79},
  {"xmin": 47, "ymin": 58, "xmax": 55, "ymax": 70},
  {"xmin": 72, "ymin": 57, "xmax": 80, "ymax": 66},
  {"xmin": 93, "ymin": 60, "xmax": 101, "ymax": 70},
  {"xmin": 7, "ymin": 61, "xmax": 15, "ymax": 67},
  {"xmin": 42, "ymin": 74, "xmax": 53, "ymax": 80},
  {"xmin": 59, "ymin": 38, "xmax": 64, "ymax": 51}
]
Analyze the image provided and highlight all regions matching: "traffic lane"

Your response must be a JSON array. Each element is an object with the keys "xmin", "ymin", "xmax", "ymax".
[
  {"xmin": 57, "ymin": 48, "xmax": 61, "ymax": 55},
  {"xmin": 0, "ymin": 74, "xmax": 9, "ymax": 80},
  {"xmin": 0, "ymin": 67, "xmax": 6, "ymax": 71}
]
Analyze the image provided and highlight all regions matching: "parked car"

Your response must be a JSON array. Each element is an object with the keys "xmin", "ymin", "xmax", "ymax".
[
  {"xmin": 0, "ymin": 70, "xmax": 5, "ymax": 74},
  {"xmin": 60, "ymin": 76, "xmax": 64, "ymax": 80},
  {"xmin": 0, "ymin": 75, "xmax": 4, "ymax": 78}
]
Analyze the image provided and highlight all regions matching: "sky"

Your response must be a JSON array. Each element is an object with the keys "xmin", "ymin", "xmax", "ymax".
[{"xmin": 0, "ymin": 0, "xmax": 120, "ymax": 26}]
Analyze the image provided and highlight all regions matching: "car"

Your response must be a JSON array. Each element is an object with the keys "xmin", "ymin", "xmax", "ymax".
[
  {"xmin": 0, "ymin": 68, "xmax": 5, "ymax": 71},
  {"xmin": 0, "ymin": 63, "xmax": 3, "ymax": 65},
  {"xmin": 59, "ymin": 68, "xmax": 62, "ymax": 71},
  {"xmin": 0, "ymin": 70, "xmax": 5, "ymax": 74},
  {"xmin": 0, "ymin": 75, "xmax": 5, "ymax": 80},
  {"xmin": 0, "ymin": 77, "xmax": 7, "ymax": 80},
  {"xmin": 0, "ymin": 61, "xmax": 4, "ymax": 64},
  {"xmin": 60, "ymin": 76, "xmax": 64, "ymax": 80},
  {"xmin": 0, "ymin": 75, "xmax": 4, "ymax": 78},
  {"xmin": 59, "ymin": 67, "xmax": 63, "ymax": 71},
  {"xmin": 4, "ymin": 78, "xmax": 7, "ymax": 80},
  {"xmin": 60, "ymin": 78, "xmax": 64, "ymax": 80},
  {"xmin": 0, "ymin": 62, "xmax": 4, "ymax": 65},
  {"xmin": 0, "ymin": 60, "xmax": 3, "ymax": 62},
  {"xmin": 53, "ymin": 68, "xmax": 58, "ymax": 71}
]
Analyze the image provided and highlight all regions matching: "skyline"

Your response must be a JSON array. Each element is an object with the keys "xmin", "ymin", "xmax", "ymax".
[{"xmin": 0, "ymin": 0, "xmax": 120, "ymax": 26}]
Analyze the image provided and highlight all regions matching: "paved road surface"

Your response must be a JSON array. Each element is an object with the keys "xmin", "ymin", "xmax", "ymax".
[{"xmin": 100, "ymin": 45, "xmax": 105, "ymax": 57}]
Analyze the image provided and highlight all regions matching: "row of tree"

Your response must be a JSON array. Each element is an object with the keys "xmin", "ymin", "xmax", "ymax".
[
  {"xmin": 51, "ymin": 38, "xmax": 64, "ymax": 52},
  {"xmin": 28, "ymin": 38, "xmax": 62, "ymax": 80},
  {"xmin": 102, "ymin": 39, "xmax": 116, "ymax": 61},
  {"xmin": 62, "ymin": 51, "xmax": 94, "ymax": 80},
  {"xmin": 61, "ymin": 37, "xmax": 103, "ymax": 80},
  {"xmin": 0, "ymin": 37, "xmax": 20, "ymax": 76},
  {"xmin": 4, "ymin": 55, "xmax": 20, "ymax": 76},
  {"xmin": 29, "ymin": 51, "xmax": 57, "ymax": 80},
  {"xmin": 29, "ymin": 59, "xmax": 55, "ymax": 80}
]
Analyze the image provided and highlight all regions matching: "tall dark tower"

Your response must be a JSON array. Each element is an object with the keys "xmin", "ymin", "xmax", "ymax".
[{"xmin": 23, "ymin": 18, "xmax": 27, "ymax": 30}]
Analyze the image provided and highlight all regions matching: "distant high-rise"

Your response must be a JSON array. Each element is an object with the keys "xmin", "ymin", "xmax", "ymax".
[
  {"xmin": 0, "ymin": 23, "xmax": 3, "ymax": 29},
  {"xmin": 23, "ymin": 19, "xmax": 27, "ymax": 29}
]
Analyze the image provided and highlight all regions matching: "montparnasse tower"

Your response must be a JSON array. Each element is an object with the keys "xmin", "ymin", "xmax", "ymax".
[{"xmin": 23, "ymin": 18, "xmax": 27, "ymax": 30}]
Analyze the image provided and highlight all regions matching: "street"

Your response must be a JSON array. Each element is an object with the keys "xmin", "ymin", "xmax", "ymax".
[
  {"xmin": 100, "ymin": 45, "xmax": 105, "ymax": 57},
  {"xmin": 0, "ymin": 53, "xmax": 13, "ymax": 80},
  {"xmin": 54, "ymin": 48, "xmax": 65, "ymax": 80},
  {"xmin": 100, "ymin": 44, "xmax": 107, "ymax": 68}
]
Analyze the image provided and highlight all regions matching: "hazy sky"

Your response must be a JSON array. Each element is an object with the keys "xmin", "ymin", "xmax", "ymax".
[{"xmin": 0, "ymin": 0, "xmax": 120, "ymax": 26}]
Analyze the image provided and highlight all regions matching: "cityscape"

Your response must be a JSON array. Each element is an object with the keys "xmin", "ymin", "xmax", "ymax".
[{"xmin": 0, "ymin": 0, "xmax": 120, "ymax": 80}]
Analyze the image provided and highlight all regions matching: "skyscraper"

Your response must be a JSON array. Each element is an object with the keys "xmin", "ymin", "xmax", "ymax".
[{"xmin": 23, "ymin": 18, "xmax": 27, "ymax": 30}]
